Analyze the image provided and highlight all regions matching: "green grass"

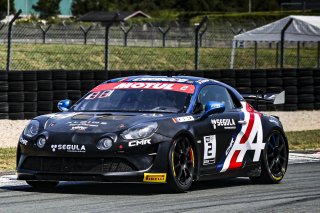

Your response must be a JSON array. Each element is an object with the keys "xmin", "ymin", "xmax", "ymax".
[
  {"xmin": 286, "ymin": 130, "xmax": 320, "ymax": 151},
  {"xmin": 0, "ymin": 43, "xmax": 318, "ymax": 70},
  {"xmin": 0, "ymin": 148, "xmax": 16, "ymax": 172},
  {"xmin": 0, "ymin": 130, "xmax": 319, "ymax": 172}
]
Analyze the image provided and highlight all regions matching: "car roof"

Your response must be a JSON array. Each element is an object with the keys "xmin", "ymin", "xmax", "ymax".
[{"xmin": 104, "ymin": 75, "xmax": 244, "ymax": 101}]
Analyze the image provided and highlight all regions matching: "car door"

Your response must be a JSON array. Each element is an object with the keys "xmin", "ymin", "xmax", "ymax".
[{"xmin": 192, "ymin": 84, "xmax": 242, "ymax": 175}]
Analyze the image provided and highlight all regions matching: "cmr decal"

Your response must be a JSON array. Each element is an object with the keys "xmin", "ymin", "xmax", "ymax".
[
  {"xmin": 129, "ymin": 139, "xmax": 151, "ymax": 147},
  {"xmin": 219, "ymin": 102, "xmax": 264, "ymax": 172},
  {"xmin": 143, "ymin": 173, "xmax": 167, "ymax": 183},
  {"xmin": 203, "ymin": 135, "xmax": 216, "ymax": 165},
  {"xmin": 19, "ymin": 137, "xmax": 28, "ymax": 145},
  {"xmin": 91, "ymin": 82, "xmax": 195, "ymax": 94},
  {"xmin": 172, "ymin": 116, "xmax": 195, "ymax": 123}
]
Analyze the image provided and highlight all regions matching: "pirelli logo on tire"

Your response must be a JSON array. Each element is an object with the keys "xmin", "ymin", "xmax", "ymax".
[{"xmin": 143, "ymin": 173, "xmax": 167, "ymax": 183}]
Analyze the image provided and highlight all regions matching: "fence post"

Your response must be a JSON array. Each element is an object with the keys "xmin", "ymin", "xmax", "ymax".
[
  {"xmin": 297, "ymin": 41, "xmax": 300, "ymax": 68},
  {"xmin": 6, "ymin": 9, "xmax": 22, "ymax": 73},
  {"xmin": 253, "ymin": 41, "xmax": 257, "ymax": 69},
  {"xmin": 280, "ymin": 18, "xmax": 293, "ymax": 69},
  {"xmin": 105, "ymin": 24, "xmax": 111, "ymax": 71},
  {"xmin": 80, "ymin": 25, "xmax": 93, "ymax": 45},
  {"xmin": 317, "ymin": 41, "xmax": 320, "ymax": 68},
  {"xmin": 199, "ymin": 26, "xmax": 207, "ymax": 47},
  {"xmin": 120, "ymin": 25, "xmax": 133, "ymax": 47},
  {"xmin": 158, "ymin": 26, "xmax": 171, "ymax": 47},
  {"xmin": 39, "ymin": 24, "xmax": 51, "ymax": 44},
  {"xmin": 276, "ymin": 42, "xmax": 279, "ymax": 68},
  {"xmin": 194, "ymin": 16, "xmax": 208, "ymax": 71}
]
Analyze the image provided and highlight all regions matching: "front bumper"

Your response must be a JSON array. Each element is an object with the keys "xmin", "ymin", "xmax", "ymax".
[{"xmin": 17, "ymin": 137, "xmax": 172, "ymax": 183}]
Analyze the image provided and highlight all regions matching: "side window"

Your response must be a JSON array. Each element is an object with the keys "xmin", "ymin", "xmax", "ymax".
[{"xmin": 197, "ymin": 85, "xmax": 235, "ymax": 111}]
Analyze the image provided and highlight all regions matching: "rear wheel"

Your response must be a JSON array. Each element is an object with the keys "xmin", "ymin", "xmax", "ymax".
[
  {"xmin": 250, "ymin": 130, "xmax": 288, "ymax": 184},
  {"xmin": 167, "ymin": 136, "xmax": 195, "ymax": 192},
  {"xmin": 26, "ymin": 181, "xmax": 59, "ymax": 190}
]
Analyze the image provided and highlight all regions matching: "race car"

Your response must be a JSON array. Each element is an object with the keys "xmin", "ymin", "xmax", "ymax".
[{"xmin": 17, "ymin": 76, "xmax": 288, "ymax": 192}]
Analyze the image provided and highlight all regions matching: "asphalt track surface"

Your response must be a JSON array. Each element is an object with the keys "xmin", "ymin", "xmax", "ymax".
[{"xmin": 0, "ymin": 162, "xmax": 319, "ymax": 213}]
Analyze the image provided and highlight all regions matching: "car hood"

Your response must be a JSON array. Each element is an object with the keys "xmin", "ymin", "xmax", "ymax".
[{"xmin": 43, "ymin": 112, "xmax": 172, "ymax": 134}]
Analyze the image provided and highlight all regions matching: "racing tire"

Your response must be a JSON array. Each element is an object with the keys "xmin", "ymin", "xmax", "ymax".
[
  {"xmin": 0, "ymin": 73, "xmax": 8, "ymax": 81},
  {"xmin": 38, "ymin": 80, "xmax": 53, "ymax": 91},
  {"xmin": 80, "ymin": 70, "xmax": 94, "ymax": 80},
  {"xmin": 282, "ymin": 77, "xmax": 297, "ymax": 87},
  {"xmin": 37, "ymin": 71, "xmax": 52, "ymax": 80},
  {"xmin": 8, "ymin": 72, "xmax": 23, "ymax": 81},
  {"xmin": 23, "ymin": 71, "xmax": 37, "ymax": 81},
  {"xmin": 67, "ymin": 71, "xmax": 80, "ymax": 80},
  {"xmin": 52, "ymin": 71, "xmax": 66, "ymax": 80},
  {"xmin": 67, "ymin": 80, "xmax": 81, "ymax": 90},
  {"xmin": 236, "ymin": 78, "xmax": 251, "ymax": 87},
  {"xmin": 167, "ymin": 136, "xmax": 195, "ymax": 193},
  {"xmin": 250, "ymin": 130, "xmax": 288, "ymax": 184},
  {"xmin": 0, "ymin": 81, "xmax": 9, "ymax": 91},
  {"xmin": 26, "ymin": 181, "xmax": 59, "ymax": 190},
  {"xmin": 9, "ymin": 82, "xmax": 23, "ymax": 91},
  {"xmin": 23, "ymin": 81, "xmax": 38, "ymax": 91}
]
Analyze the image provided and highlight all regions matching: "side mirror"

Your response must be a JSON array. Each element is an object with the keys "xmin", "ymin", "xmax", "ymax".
[
  {"xmin": 57, "ymin": 99, "xmax": 71, "ymax": 112},
  {"xmin": 200, "ymin": 101, "xmax": 225, "ymax": 120}
]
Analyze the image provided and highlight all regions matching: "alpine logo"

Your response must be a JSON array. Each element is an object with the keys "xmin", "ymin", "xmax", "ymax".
[{"xmin": 218, "ymin": 102, "xmax": 265, "ymax": 173}]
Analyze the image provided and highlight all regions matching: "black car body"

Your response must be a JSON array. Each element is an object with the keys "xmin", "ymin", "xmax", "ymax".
[{"xmin": 17, "ymin": 76, "xmax": 288, "ymax": 192}]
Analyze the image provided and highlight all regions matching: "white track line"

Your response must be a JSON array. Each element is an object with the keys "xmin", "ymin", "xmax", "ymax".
[{"xmin": 1, "ymin": 152, "xmax": 319, "ymax": 187}]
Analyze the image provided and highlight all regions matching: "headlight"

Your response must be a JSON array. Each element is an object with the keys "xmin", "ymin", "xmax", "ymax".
[
  {"xmin": 36, "ymin": 136, "xmax": 46, "ymax": 148},
  {"xmin": 23, "ymin": 120, "xmax": 40, "ymax": 137},
  {"xmin": 97, "ymin": 138, "xmax": 113, "ymax": 150},
  {"xmin": 121, "ymin": 122, "xmax": 158, "ymax": 140}
]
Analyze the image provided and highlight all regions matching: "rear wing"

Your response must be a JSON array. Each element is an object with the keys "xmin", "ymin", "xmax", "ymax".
[{"xmin": 242, "ymin": 91, "xmax": 285, "ymax": 105}]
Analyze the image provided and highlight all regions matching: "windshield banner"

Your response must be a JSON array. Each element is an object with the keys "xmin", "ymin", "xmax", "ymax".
[{"xmin": 91, "ymin": 82, "xmax": 195, "ymax": 94}]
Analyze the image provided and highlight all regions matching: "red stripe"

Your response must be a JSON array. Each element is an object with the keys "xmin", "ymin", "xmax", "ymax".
[
  {"xmin": 229, "ymin": 150, "xmax": 242, "ymax": 169},
  {"xmin": 239, "ymin": 103, "xmax": 255, "ymax": 144}
]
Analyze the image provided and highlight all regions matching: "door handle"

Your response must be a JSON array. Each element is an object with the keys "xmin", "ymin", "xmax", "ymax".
[{"xmin": 238, "ymin": 120, "xmax": 247, "ymax": 124}]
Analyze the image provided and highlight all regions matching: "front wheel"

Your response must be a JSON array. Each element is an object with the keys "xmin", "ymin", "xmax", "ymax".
[
  {"xmin": 167, "ymin": 136, "xmax": 195, "ymax": 192},
  {"xmin": 250, "ymin": 130, "xmax": 288, "ymax": 184},
  {"xmin": 26, "ymin": 181, "xmax": 59, "ymax": 190}
]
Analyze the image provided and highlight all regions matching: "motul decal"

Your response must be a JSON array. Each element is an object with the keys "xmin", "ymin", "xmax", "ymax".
[
  {"xmin": 91, "ymin": 82, "xmax": 195, "ymax": 94},
  {"xmin": 218, "ymin": 101, "xmax": 264, "ymax": 172}
]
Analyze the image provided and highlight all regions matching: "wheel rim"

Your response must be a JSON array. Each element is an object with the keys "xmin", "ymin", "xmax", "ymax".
[
  {"xmin": 172, "ymin": 137, "xmax": 195, "ymax": 186},
  {"xmin": 266, "ymin": 132, "xmax": 287, "ymax": 180}
]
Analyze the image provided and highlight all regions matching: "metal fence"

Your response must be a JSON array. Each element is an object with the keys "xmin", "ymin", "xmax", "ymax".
[{"xmin": 0, "ymin": 16, "xmax": 319, "ymax": 71}]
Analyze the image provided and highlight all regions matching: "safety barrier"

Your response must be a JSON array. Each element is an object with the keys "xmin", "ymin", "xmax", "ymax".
[{"xmin": 0, "ymin": 69, "xmax": 319, "ymax": 119}]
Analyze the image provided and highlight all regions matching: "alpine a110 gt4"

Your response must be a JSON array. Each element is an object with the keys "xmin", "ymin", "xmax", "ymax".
[{"xmin": 17, "ymin": 76, "xmax": 288, "ymax": 192}]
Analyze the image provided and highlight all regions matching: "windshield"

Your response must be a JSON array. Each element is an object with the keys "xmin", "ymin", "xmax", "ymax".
[{"xmin": 72, "ymin": 82, "xmax": 194, "ymax": 113}]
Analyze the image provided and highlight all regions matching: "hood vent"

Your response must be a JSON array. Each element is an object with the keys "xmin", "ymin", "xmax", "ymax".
[{"xmin": 72, "ymin": 114, "xmax": 94, "ymax": 120}]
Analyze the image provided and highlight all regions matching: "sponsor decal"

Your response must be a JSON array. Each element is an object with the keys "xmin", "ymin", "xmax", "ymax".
[
  {"xmin": 196, "ymin": 79, "xmax": 210, "ymax": 84},
  {"xmin": 143, "ymin": 173, "xmax": 167, "ymax": 183},
  {"xmin": 172, "ymin": 116, "xmax": 195, "ymax": 123},
  {"xmin": 70, "ymin": 126, "xmax": 88, "ymax": 131},
  {"xmin": 211, "ymin": 119, "xmax": 236, "ymax": 129},
  {"xmin": 132, "ymin": 77, "xmax": 188, "ymax": 83},
  {"xmin": 85, "ymin": 90, "xmax": 114, "ymax": 100},
  {"xmin": 19, "ymin": 137, "xmax": 28, "ymax": 145},
  {"xmin": 51, "ymin": 144, "xmax": 86, "ymax": 153},
  {"xmin": 203, "ymin": 135, "xmax": 216, "ymax": 165},
  {"xmin": 218, "ymin": 102, "xmax": 265, "ymax": 172},
  {"xmin": 91, "ymin": 82, "xmax": 195, "ymax": 94},
  {"xmin": 129, "ymin": 139, "xmax": 151, "ymax": 147}
]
